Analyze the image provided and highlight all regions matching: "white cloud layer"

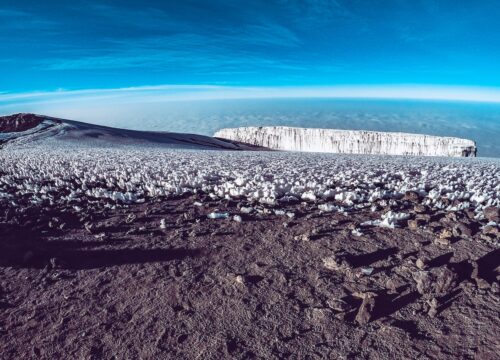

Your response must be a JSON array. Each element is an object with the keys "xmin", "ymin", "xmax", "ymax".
[
  {"xmin": 2, "ymin": 84, "xmax": 500, "ymax": 106},
  {"xmin": 1, "ymin": 85, "xmax": 499, "ymax": 157}
]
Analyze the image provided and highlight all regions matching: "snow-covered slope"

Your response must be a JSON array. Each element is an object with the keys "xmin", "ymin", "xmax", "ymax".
[
  {"xmin": 214, "ymin": 126, "xmax": 477, "ymax": 157},
  {"xmin": 0, "ymin": 113, "xmax": 259, "ymax": 150}
]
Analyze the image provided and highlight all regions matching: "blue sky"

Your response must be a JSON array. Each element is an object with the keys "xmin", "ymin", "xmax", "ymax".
[
  {"xmin": 1, "ymin": 0, "xmax": 500, "ymax": 157},
  {"xmin": 1, "ymin": 0, "xmax": 500, "ymax": 94}
]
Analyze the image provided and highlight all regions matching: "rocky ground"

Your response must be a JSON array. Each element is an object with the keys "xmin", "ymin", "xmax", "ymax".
[{"xmin": 1, "ymin": 192, "xmax": 499, "ymax": 359}]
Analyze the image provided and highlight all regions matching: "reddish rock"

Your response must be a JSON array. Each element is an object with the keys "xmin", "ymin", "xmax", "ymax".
[{"xmin": 0, "ymin": 113, "xmax": 47, "ymax": 133}]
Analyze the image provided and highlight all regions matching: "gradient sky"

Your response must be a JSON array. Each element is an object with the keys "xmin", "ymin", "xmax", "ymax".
[
  {"xmin": 1, "ymin": 0, "xmax": 500, "ymax": 158},
  {"xmin": 1, "ymin": 0, "xmax": 500, "ymax": 93}
]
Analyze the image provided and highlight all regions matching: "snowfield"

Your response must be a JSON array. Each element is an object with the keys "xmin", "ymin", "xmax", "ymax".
[
  {"xmin": 1, "ymin": 145, "xmax": 498, "ymax": 220},
  {"xmin": 0, "ymin": 113, "xmax": 256, "ymax": 151}
]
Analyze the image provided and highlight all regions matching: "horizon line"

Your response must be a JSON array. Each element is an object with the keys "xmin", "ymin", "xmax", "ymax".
[{"xmin": 2, "ymin": 84, "xmax": 500, "ymax": 106}]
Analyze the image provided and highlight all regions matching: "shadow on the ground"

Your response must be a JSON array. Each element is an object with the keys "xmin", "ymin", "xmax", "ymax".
[
  {"xmin": 372, "ymin": 290, "xmax": 421, "ymax": 321},
  {"xmin": 0, "ymin": 301, "xmax": 15, "ymax": 309},
  {"xmin": 388, "ymin": 319, "xmax": 431, "ymax": 340},
  {"xmin": 448, "ymin": 248, "xmax": 499, "ymax": 285},
  {"xmin": 61, "ymin": 248, "xmax": 202, "ymax": 270},
  {"xmin": 0, "ymin": 223, "xmax": 202, "ymax": 269},
  {"xmin": 437, "ymin": 288, "xmax": 462, "ymax": 315},
  {"xmin": 476, "ymin": 248, "xmax": 500, "ymax": 284},
  {"xmin": 344, "ymin": 247, "xmax": 398, "ymax": 268},
  {"xmin": 428, "ymin": 252, "xmax": 454, "ymax": 268}
]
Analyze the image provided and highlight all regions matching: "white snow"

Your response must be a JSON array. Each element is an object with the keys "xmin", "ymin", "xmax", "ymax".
[
  {"xmin": 361, "ymin": 211, "xmax": 411, "ymax": 229},
  {"xmin": 214, "ymin": 126, "xmax": 477, "ymax": 157},
  {"xmin": 0, "ymin": 145, "xmax": 498, "ymax": 219},
  {"xmin": 318, "ymin": 203, "xmax": 343, "ymax": 212}
]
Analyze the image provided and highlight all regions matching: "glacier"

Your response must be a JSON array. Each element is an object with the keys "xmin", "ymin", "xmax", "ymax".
[{"xmin": 214, "ymin": 126, "xmax": 477, "ymax": 157}]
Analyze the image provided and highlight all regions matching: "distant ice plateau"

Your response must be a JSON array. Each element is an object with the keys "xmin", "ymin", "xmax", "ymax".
[{"xmin": 215, "ymin": 126, "xmax": 477, "ymax": 157}]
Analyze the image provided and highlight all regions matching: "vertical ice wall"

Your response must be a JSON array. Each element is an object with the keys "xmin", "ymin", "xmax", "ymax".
[{"xmin": 214, "ymin": 126, "xmax": 477, "ymax": 157}]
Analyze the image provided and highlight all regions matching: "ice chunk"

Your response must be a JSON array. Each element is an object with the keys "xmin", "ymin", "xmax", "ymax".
[
  {"xmin": 318, "ymin": 203, "xmax": 341, "ymax": 212},
  {"xmin": 207, "ymin": 212, "xmax": 230, "ymax": 219}
]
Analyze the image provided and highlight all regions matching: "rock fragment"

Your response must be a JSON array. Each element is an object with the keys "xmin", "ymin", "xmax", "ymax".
[
  {"xmin": 453, "ymin": 222, "xmax": 473, "ymax": 237},
  {"xmin": 427, "ymin": 298, "xmax": 439, "ymax": 318},
  {"xmin": 433, "ymin": 267, "xmax": 457, "ymax": 296},
  {"xmin": 444, "ymin": 212, "xmax": 458, "ymax": 222},
  {"xmin": 439, "ymin": 228, "xmax": 453, "ymax": 240},
  {"xmin": 355, "ymin": 292, "xmax": 376, "ymax": 325},
  {"xmin": 435, "ymin": 237, "xmax": 450, "ymax": 246},
  {"xmin": 471, "ymin": 261, "xmax": 490, "ymax": 289},
  {"xmin": 322, "ymin": 256, "xmax": 351, "ymax": 272},
  {"xmin": 295, "ymin": 233, "xmax": 310, "ymax": 242},
  {"xmin": 416, "ymin": 258, "xmax": 427, "ymax": 270},
  {"xmin": 408, "ymin": 219, "xmax": 426, "ymax": 230},
  {"xmin": 483, "ymin": 206, "xmax": 500, "ymax": 222},
  {"xmin": 482, "ymin": 224, "xmax": 499, "ymax": 236},
  {"xmin": 414, "ymin": 204, "xmax": 428, "ymax": 214},
  {"xmin": 414, "ymin": 271, "xmax": 432, "ymax": 295},
  {"xmin": 413, "ymin": 267, "xmax": 457, "ymax": 296},
  {"xmin": 435, "ymin": 229, "xmax": 453, "ymax": 246},
  {"xmin": 326, "ymin": 298, "xmax": 351, "ymax": 312},
  {"xmin": 403, "ymin": 191, "xmax": 420, "ymax": 202}
]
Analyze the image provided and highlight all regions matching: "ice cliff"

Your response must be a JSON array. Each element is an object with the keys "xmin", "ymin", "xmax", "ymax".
[{"xmin": 214, "ymin": 126, "xmax": 477, "ymax": 157}]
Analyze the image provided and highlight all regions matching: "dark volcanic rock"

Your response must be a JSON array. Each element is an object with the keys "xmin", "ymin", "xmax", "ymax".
[{"xmin": 0, "ymin": 113, "xmax": 49, "ymax": 133}]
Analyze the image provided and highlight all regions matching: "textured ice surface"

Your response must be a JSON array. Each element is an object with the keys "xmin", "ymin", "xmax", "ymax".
[
  {"xmin": 1, "ymin": 145, "xmax": 498, "ymax": 219},
  {"xmin": 215, "ymin": 126, "xmax": 477, "ymax": 157}
]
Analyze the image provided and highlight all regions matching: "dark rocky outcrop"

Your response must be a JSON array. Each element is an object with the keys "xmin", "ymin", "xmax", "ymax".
[{"xmin": 0, "ymin": 113, "xmax": 55, "ymax": 133}]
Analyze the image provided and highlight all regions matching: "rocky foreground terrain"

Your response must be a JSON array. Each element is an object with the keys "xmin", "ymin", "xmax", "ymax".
[
  {"xmin": 0, "ymin": 144, "xmax": 499, "ymax": 359},
  {"xmin": 0, "ymin": 192, "xmax": 499, "ymax": 359}
]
